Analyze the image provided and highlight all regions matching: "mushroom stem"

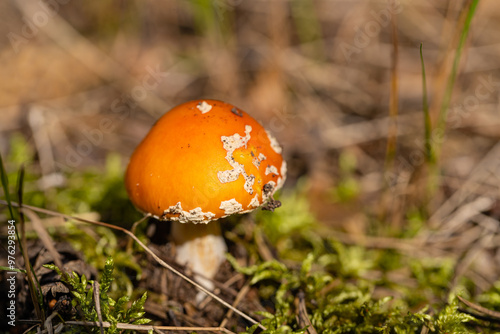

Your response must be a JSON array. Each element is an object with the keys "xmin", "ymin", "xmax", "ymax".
[{"xmin": 170, "ymin": 221, "xmax": 227, "ymax": 301}]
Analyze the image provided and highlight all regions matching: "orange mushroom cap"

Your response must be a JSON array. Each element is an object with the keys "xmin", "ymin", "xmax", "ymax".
[{"xmin": 125, "ymin": 99, "xmax": 286, "ymax": 223}]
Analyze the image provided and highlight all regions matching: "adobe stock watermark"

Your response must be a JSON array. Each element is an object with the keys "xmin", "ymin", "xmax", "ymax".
[
  {"xmin": 6, "ymin": 219, "xmax": 17, "ymax": 327},
  {"xmin": 7, "ymin": 0, "xmax": 71, "ymax": 54},
  {"xmin": 339, "ymin": 0, "xmax": 403, "ymax": 63},
  {"xmin": 385, "ymin": 73, "xmax": 500, "ymax": 188},
  {"xmin": 55, "ymin": 65, "xmax": 169, "ymax": 171}
]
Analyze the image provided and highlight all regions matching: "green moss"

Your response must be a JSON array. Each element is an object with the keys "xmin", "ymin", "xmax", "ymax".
[
  {"xmin": 330, "ymin": 151, "xmax": 361, "ymax": 203},
  {"xmin": 44, "ymin": 257, "xmax": 150, "ymax": 333}
]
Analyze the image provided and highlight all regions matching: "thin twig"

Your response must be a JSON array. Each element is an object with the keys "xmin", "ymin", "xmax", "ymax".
[
  {"xmin": 20, "ymin": 319, "xmax": 237, "ymax": 333},
  {"xmin": 458, "ymin": 295, "xmax": 500, "ymax": 320},
  {"xmin": 384, "ymin": 8, "xmax": 399, "ymax": 173},
  {"xmin": 295, "ymin": 290, "xmax": 318, "ymax": 334},
  {"xmin": 429, "ymin": 142, "xmax": 500, "ymax": 227},
  {"xmin": 126, "ymin": 214, "xmax": 150, "ymax": 254},
  {"xmin": 92, "ymin": 281, "xmax": 104, "ymax": 334},
  {"xmin": 219, "ymin": 281, "xmax": 251, "ymax": 328},
  {"xmin": 23, "ymin": 208, "xmax": 64, "ymax": 270}
]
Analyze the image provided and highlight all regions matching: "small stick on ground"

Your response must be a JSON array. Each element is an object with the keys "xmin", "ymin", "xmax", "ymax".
[
  {"xmin": 219, "ymin": 282, "xmax": 251, "ymax": 328},
  {"xmin": 457, "ymin": 295, "xmax": 500, "ymax": 320},
  {"xmin": 295, "ymin": 290, "xmax": 318, "ymax": 334},
  {"xmin": 93, "ymin": 281, "xmax": 105, "ymax": 334}
]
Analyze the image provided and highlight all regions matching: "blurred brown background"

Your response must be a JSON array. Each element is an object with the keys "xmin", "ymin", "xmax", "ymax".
[{"xmin": 1, "ymin": 0, "xmax": 500, "ymax": 231}]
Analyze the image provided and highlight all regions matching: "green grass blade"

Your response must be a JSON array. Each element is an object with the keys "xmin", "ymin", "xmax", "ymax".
[
  {"xmin": 17, "ymin": 165, "xmax": 25, "ymax": 222},
  {"xmin": 0, "ymin": 266, "xmax": 26, "ymax": 274},
  {"xmin": 0, "ymin": 152, "xmax": 14, "ymax": 219},
  {"xmin": 0, "ymin": 156, "xmax": 45, "ymax": 319},
  {"xmin": 17, "ymin": 164, "xmax": 46, "ymax": 321},
  {"xmin": 419, "ymin": 43, "xmax": 434, "ymax": 164},
  {"xmin": 435, "ymin": 0, "xmax": 481, "ymax": 155}
]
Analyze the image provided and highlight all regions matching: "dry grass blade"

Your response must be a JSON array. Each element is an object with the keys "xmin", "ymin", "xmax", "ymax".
[
  {"xmin": 255, "ymin": 227, "xmax": 276, "ymax": 262},
  {"xmin": 295, "ymin": 290, "xmax": 317, "ymax": 334},
  {"xmin": 429, "ymin": 196, "xmax": 493, "ymax": 237},
  {"xmin": 92, "ymin": 281, "xmax": 105, "ymax": 334},
  {"xmin": 126, "ymin": 214, "xmax": 150, "ymax": 254},
  {"xmin": 219, "ymin": 281, "xmax": 250, "ymax": 328},
  {"xmin": 21, "ymin": 319, "xmax": 236, "ymax": 334},
  {"xmin": 419, "ymin": 44, "xmax": 434, "ymax": 164},
  {"xmin": 23, "ymin": 208, "xmax": 63, "ymax": 270},
  {"xmin": 385, "ymin": 10, "xmax": 399, "ymax": 172},
  {"xmin": 28, "ymin": 107, "xmax": 57, "ymax": 177},
  {"xmin": 319, "ymin": 106, "xmax": 500, "ymax": 150},
  {"xmin": 43, "ymin": 311, "xmax": 61, "ymax": 334},
  {"xmin": 318, "ymin": 227, "xmax": 423, "ymax": 252},
  {"xmin": 449, "ymin": 231, "xmax": 495, "ymax": 294},
  {"xmin": 430, "ymin": 142, "xmax": 500, "ymax": 227},
  {"xmin": 0, "ymin": 200, "xmax": 265, "ymax": 331},
  {"xmin": 420, "ymin": 325, "xmax": 430, "ymax": 334},
  {"xmin": 457, "ymin": 295, "xmax": 500, "ymax": 320}
]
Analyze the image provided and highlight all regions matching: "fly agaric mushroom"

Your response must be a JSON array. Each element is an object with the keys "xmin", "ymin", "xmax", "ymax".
[{"xmin": 125, "ymin": 99, "xmax": 286, "ymax": 300}]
